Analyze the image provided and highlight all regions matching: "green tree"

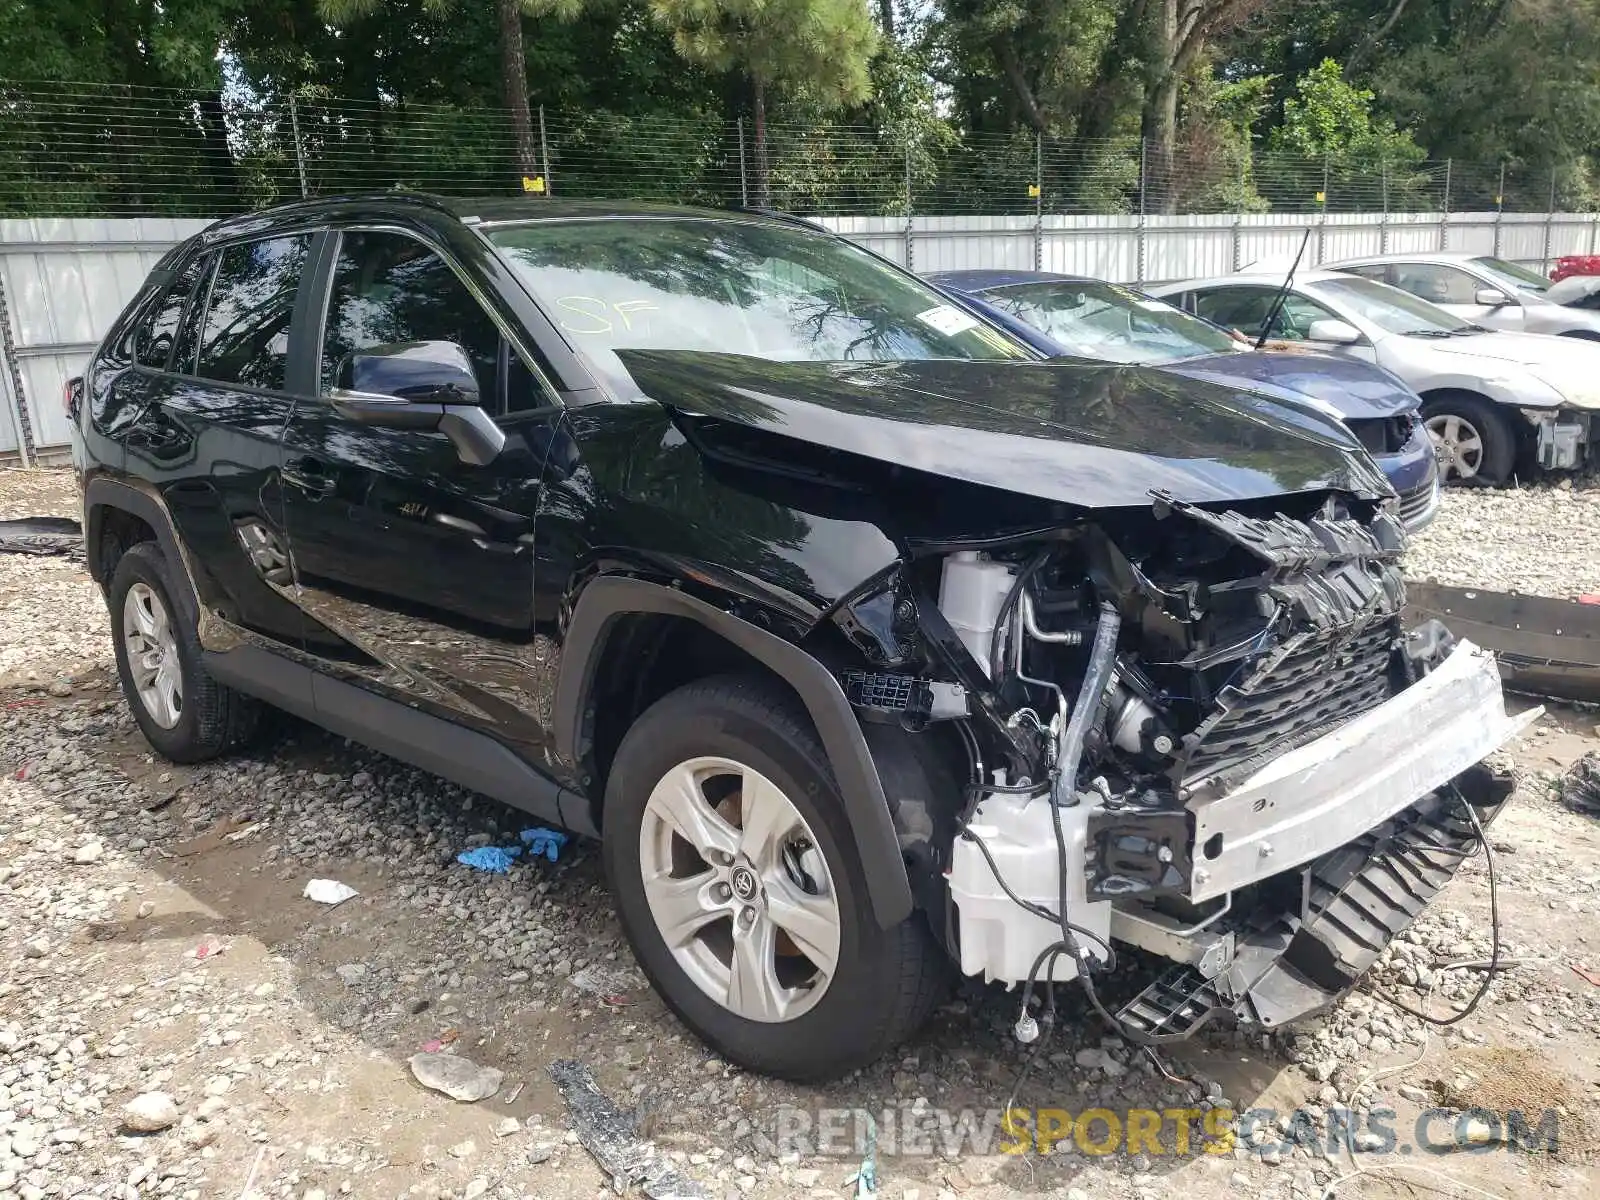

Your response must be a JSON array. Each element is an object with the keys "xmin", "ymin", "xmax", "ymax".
[
  {"xmin": 320, "ymin": 0, "xmax": 584, "ymax": 181},
  {"xmin": 648, "ymin": 0, "xmax": 879, "ymax": 204},
  {"xmin": 1268, "ymin": 59, "xmax": 1424, "ymax": 166},
  {"xmin": 1262, "ymin": 58, "xmax": 1426, "ymax": 210}
]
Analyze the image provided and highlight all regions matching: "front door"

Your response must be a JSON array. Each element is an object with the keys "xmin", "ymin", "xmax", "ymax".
[
  {"xmin": 278, "ymin": 227, "xmax": 570, "ymax": 771},
  {"xmin": 1191, "ymin": 286, "xmax": 1379, "ymax": 364},
  {"xmin": 1388, "ymin": 263, "xmax": 1525, "ymax": 331}
]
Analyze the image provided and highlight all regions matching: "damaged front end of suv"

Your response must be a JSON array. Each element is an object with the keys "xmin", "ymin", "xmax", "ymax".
[{"xmin": 617, "ymin": 351, "xmax": 1538, "ymax": 1041}]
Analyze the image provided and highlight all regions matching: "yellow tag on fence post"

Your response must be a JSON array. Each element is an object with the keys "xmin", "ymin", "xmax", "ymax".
[{"xmin": 523, "ymin": 175, "xmax": 546, "ymax": 194}]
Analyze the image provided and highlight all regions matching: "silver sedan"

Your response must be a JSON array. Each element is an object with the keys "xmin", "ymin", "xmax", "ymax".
[
  {"xmin": 1148, "ymin": 270, "xmax": 1600, "ymax": 484},
  {"xmin": 1327, "ymin": 252, "xmax": 1600, "ymax": 340}
]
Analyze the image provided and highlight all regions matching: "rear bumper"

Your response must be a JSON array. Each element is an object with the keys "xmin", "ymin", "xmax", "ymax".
[{"xmin": 1188, "ymin": 640, "xmax": 1537, "ymax": 903}]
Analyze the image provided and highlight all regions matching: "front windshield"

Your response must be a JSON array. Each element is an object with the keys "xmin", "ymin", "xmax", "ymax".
[
  {"xmin": 1306, "ymin": 275, "xmax": 1473, "ymax": 336},
  {"xmin": 1471, "ymin": 255, "xmax": 1551, "ymax": 294},
  {"xmin": 488, "ymin": 218, "xmax": 1030, "ymax": 391},
  {"xmin": 979, "ymin": 279, "xmax": 1238, "ymax": 363}
]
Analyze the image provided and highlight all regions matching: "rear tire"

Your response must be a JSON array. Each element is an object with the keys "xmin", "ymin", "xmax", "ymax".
[
  {"xmin": 1421, "ymin": 394, "xmax": 1517, "ymax": 486},
  {"xmin": 108, "ymin": 542, "xmax": 259, "ymax": 763},
  {"xmin": 602, "ymin": 675, "xmax": 948, "ymax": 1081}
]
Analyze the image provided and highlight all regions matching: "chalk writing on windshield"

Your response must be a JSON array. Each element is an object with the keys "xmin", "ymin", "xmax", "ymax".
[{"xmin": 554, "ymin": 296, "xmax": 660, "ymax": 336}]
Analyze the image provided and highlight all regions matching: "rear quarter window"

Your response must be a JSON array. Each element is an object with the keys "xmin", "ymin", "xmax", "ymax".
[{"xmin": 135, "ymin": 255, "xmax": 211, "ymax": 370}]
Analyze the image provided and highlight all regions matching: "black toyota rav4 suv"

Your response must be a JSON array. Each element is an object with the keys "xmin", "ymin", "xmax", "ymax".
[{"xmin": 71, "ymin": 194, "xmax": 1530, "ymax": 1082}]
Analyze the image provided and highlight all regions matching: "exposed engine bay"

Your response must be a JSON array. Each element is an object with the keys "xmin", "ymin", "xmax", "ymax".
[{"xmin": 835, "ymin": 488, "xmax": 1537, "ymax": 1039}]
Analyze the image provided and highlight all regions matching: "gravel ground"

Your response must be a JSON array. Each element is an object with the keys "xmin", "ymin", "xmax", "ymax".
[
  {"xmin": 1, "ymin": 466, "xmax": 1598, "ymax": 1200},
  {"xmin": 1406, "ymin": 480, "xmax": 1600, "ymax": 598}
]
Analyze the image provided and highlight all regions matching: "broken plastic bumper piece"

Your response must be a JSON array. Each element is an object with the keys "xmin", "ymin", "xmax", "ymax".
[
  {"xmin": 1185, "ymin": 640, "xmax": 1538, "ymax": 903},
  {"xmin": 1116, "ymin": 641, "xmax": 1536, "ymax": 1038}
]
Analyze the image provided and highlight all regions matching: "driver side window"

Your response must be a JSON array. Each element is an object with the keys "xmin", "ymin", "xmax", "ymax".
[
  {"xmin": 320, "ymin": 230, "xmax": 548, "ymax": 414},
  {"xmin": 1389, "ymin": 264, "xmax": 1480, "ymax": 306},
  {"xmin": 1194, "ymin": 287, "xmax": 1339, "ymax": 341}
]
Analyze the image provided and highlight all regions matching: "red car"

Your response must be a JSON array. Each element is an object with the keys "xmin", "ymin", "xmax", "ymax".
[{"xmin": 1553, "ymin": 255, "xmax": 1600, "ymax": 282}]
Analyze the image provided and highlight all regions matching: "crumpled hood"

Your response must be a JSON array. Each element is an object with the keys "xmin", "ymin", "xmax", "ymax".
[
  {"xmin": 616, "ymin": 351, "xmax": 1391, "ymax": 509},
  {"xmin": 1167, "ymin": 350, "xmax": 1420, "ymax": 419},
  {"xmin": 1417, "ymin": 330, "xmax": 1600, "ymax": 409}
]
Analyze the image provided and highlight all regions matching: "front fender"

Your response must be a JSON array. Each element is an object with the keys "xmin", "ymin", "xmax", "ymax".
[{"xmin": 553, "ymin": 574, "xmax": 915, "ymax": 929}]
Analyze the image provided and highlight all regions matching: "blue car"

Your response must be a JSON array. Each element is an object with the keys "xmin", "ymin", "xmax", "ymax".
[{"xmin": 930, "ymin": 269, "xmax": 1440, "ymax": 533}]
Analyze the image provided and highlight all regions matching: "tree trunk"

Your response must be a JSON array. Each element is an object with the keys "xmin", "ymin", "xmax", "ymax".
[
  {"xmin": 1142, "ymin": 74, "xmax": 1179, "ymax": 213},
  {"xmin": 497, "ymin": 0, "xmax": 540, "ymax": 184},
  {"xmin": 197, "ymin": 92, "xmax": 242, "ymax": 207},
  {"xmin": 1070, "ymin": 0, "xmax": 1146, "ymax": 146},
  {"xmin": 877, "ymin": 0, "xmax": 894, "ymax": 37},
  {"xmin": 1142, "ymin": 0, "xmax": 1181, "ymax": 214},
  {"xmin": 751, "ymin": 74, "xmax": 771, "ymax": 207},
  {"xmin": 994, "ymin": 37, "xmax": 1046, "ymax": 133}
]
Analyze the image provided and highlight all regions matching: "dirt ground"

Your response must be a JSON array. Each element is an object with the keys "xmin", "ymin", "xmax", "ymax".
[{"xmin": 1, "ymin": 465, "xmax": 1597, "ymax": 1200}]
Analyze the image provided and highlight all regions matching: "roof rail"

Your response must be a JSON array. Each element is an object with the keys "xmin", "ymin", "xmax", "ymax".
[
  {"xmin": 733, "ymin": 206, "xmax": 831, "ymax": 233},
  {"xmin": 197, "ymin": 190, "xmax": 461, "ymax": 241}
]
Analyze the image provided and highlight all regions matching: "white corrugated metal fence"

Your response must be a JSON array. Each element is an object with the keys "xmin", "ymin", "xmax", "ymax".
[{"xmin": 4, "ymin": 210, "xmax": 1599, "ymax": 462}]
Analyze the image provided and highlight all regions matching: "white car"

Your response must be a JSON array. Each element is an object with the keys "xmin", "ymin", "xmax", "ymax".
[
  {"xmin": 1328, "ymin": 252, "xmax": 1600, "ymax": 340},
  {"xmin": 1148, "ymin": 270, "xmax": 1600, "ymax": 484}
]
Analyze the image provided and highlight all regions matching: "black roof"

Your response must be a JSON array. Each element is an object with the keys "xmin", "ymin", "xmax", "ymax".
[{"xmin": 197, "ymin": 192, "xmax": 813, "ymax": 243}]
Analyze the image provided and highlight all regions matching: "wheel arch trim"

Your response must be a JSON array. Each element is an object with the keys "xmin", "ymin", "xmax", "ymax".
[
  {"xmin": 553, "ymin": 574, "xmax": 915, "ymax": 928},
  {"xmin": 83, "ymin": 477, "xmax": 203, "ymax": 627}
]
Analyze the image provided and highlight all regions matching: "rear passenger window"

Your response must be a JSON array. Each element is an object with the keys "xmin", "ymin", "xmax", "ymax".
[
  {"xmin": 195, "ymin": 235, "xmax": 311, "ymax": 391},
  {"xmin": 137, "ymin": 255, "xmax": 210, "ymax": 369}
]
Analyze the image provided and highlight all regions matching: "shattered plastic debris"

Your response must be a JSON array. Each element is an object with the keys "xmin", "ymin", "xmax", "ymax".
[
  {"xmin": 521, "ymin": 827, "xmax": 568, "ymax": 862},
  {"xmin": 190, "ymin": 935, "xmax": 228, "ymax": 961},
  {"xmin": 408, "ymin": 1051, "xmax": 504, "ymax": 1102},
  {"xmin": 421, "ymin": 1029, "xmax": 461, "ymax": 1053},
  {"xmin": 549, "ymin": 1059, "xmax": 710, "ymax": 1200},
  {"xmin": 302, "ymin": 878, "xmax": 359, "ymax": 905},
  {"xmin": 844, "ymin": 1111, "xmax": 880, "ymax": 1197},
  {"xmin": 457, "ymin": 846, "xmax": 522, "ymax": 873},
  {"xmin": 1558, "ymin": 751, "xmax": 1600, "ymax": 816}
]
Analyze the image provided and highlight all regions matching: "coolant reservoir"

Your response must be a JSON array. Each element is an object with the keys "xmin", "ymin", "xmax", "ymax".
[
  {"xmin": 938, "ymin": 552, "xmax": 1016, "ymax": 677},
  {"xmin": 948, "ymin": 792, "xmax": 1113, "ymax": 985}
]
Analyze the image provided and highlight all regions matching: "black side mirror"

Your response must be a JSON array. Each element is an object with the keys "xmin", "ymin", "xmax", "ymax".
[{"xmin": 330, "ymin": 341, "xmax": 504, "ymax": 466}]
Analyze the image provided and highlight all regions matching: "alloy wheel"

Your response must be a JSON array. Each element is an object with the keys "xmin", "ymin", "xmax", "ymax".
[
  {"xmin": 1424, "ymin": 412, "xmax": 1484, "ymax": 482},
  {"xmin": 122, "ymin": 582, "xmax": 182, "ymax": 728},
  {"xmin": 637, "ymin": 755, "xmax": 841, "ymax": 1023}
]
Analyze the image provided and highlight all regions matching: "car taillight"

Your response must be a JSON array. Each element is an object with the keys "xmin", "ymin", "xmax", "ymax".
[{"xmin": 63, "ymin": 376, "xmax": 81, "ymax": 419}]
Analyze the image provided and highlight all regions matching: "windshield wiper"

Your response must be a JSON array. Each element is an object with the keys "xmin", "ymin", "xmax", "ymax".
[{"xmin": 1402, "ymin": 328, "xmax": 1458, "ymax": 338}]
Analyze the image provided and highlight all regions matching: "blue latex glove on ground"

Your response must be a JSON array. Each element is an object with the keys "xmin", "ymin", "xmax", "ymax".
[
  {"xmin": 456, "ymin": 845, "xmax": 522, "ymax": 874},
  {"xmin": 521, "ymin": 826, "xmax": 568, "ymax": 862}
]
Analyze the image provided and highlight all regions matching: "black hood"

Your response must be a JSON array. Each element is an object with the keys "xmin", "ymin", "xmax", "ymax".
[{"xmin": 616, "ymin": 352, "xmax": 1391, "ymax": 509}]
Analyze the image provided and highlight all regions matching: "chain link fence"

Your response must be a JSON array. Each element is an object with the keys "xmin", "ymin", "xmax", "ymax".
[{"xmin": 0, "ymin": 79, "xmax": 1591, "ymax": 220}]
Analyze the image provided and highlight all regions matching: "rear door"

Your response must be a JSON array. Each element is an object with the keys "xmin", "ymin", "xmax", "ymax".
[
  {"xmin": 278, "ymin": 225, "xmax": 570, "ymax": 768},
  {"xmin": 117, "ymin": 232, "xmax": 319, "ymax": 652}
]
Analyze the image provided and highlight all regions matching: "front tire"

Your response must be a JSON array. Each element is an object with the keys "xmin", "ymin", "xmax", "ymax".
[
  {"xmin": 108, "ymin": 542, "xmax": 259, "ymax": 763},
  {"xmin": 602, "ymin": 675, "xmax": 948, "ymax": 1081},
  {"xmin": 1421, "ymin": 394, "xmax": 1517, "ymax": 485}
]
